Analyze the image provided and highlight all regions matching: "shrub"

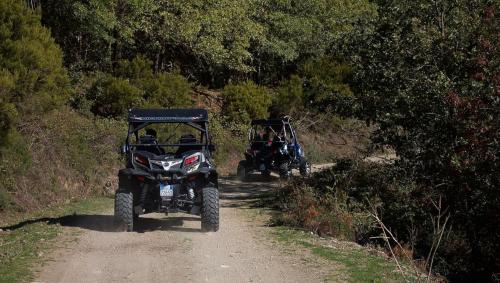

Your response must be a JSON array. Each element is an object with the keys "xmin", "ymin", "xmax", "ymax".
[
  {"xmin": 115, "ymin": 56, "xmax": 154, "ymax": 80},
  {"xmin": 209, "ymin": 113, "xmax": 247, "ymax": 173},
  {"xmin": 299, "ymin": 57, "xmax": 354, "ymax": 114},
  {"xmin": 85, "ymin": 57, "xmax": 193, "ymax": 117},
  {"xmin": 270, "ymin": 75, "xmax": 305, "ymax": 117},
  {"xmin": 350, "ymin": 2, "xmax": 499, "ymax": 280},
  {"xmin": 0, "ymin": 0, "xmax": 70, "ymax": 148},
  {"xmin": 87, "ymin": 74, "xmax": 143, "ymax": 118},
  {"xmin": 140, "ymin": 72, "xmax": 193, "ymax": 108},
  {"xmin": 222, "ymin": 81, "xmax": 272, "ymax": 123},
  {"xmin": 0, "ymin": 107, "xmax": 125, "ymax": 212}
]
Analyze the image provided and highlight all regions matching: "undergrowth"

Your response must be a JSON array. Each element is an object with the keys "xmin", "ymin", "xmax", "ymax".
[{"xmin": 0, "ymin": 107, "xmax": 124, "ymax": 215}]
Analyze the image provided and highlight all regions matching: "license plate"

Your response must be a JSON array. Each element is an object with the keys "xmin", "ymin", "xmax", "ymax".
[{"xmin": 160, "ymin": 183, "xmax": 173, "ymax": 197}]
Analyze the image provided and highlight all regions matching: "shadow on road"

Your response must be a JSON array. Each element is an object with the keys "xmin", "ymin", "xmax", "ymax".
[
  {"xmin": 219, "ymin": 175, "xmax": 280, "ymax": 210},
  {"xmin": 1, "ymin": 214, "xmax": 204, "ymax": 234},
  {"xmin": 1, "ymin": 174, "xmax": 282, "ymax": 233}
]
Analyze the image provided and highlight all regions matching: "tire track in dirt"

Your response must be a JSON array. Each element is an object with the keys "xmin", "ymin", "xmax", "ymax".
[{"xmin": 34, "ymin": 175, "xmax": 326, "ymax": 283}]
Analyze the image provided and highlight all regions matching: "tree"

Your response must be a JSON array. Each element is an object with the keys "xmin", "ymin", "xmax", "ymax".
[
  {"xmin": 222, "ymin": 81, "xmax": 272, "ymax": 123},
  {"xmin": 251, "ymin": 0, "xmax": 377, "ymax": 84},
  {"xmin": 351, "ymin": 0, "xmax": 499, "ymax": 280},
  {"xmin": 0, "ymin": 0, "xmax": 69, "ymax": 146},
  {"xmin": 40, "ymin": 0, "xmax": 378, "ymax": 86},
  {"xmin": 86, "ymin": 56, "xmax": 193, "ymax": 118},
  {"xmin": 41, "ymin": 0, "xmax": 160, "ymax": 71},
  {"xmin": 270, "ymin": 75, "xmax": 304, "ymax": 117}
]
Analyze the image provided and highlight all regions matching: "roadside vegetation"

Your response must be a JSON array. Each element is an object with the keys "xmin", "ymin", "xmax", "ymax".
[
  {"xmin": 0, "ymin": 197, "xmax": 113, "ymax": 283},
  {"xmin": 273, "ymin": 227, "xmax": 410, "ymax": 283},
  {"xmin": 0, "ymin": 0, "xmax": 498, "ymax": 282}
]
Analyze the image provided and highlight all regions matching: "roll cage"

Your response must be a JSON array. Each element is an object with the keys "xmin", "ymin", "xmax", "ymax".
[
  {"xmin": 248, "ymin": 118, "xmax": 297, "ymax": 144},
  {"xmin": 125, "ymin": 108, "xmax": 211, "ymax": 151}
]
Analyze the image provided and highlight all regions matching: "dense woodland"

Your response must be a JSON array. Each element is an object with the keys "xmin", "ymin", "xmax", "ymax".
[{"xmin": 0, "ymin": 0, "xmax": 498, "ymax": 281}]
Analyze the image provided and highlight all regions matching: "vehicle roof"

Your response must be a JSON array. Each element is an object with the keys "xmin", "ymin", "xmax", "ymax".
[
  {"xmin": 251, "ymin": 118, "xmax": 290, "ymax": 126},
  {"xmin": 128, "ymin": 108, "xmax": 209, "ymax": 123}
]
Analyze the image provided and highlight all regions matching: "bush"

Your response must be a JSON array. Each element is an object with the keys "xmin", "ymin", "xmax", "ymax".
[
  {"xmin": 350, "ymin": 2, "xmax": 499, "ymax": 280},
  {"xmin": 87, "ymin": 74, "xmax": 144, "ymax": 118},
  {"xmin": 299, "ymin": 57, "xmax": 354, "ymax": 114},
  {"xmin": 270, "ymin": 75, "xmax": 305, "ymax": 117},
  {"xmin": 0, "ymin": 0, "xmax": 70, "ymax": 148},
  {"xmin": 209, "ymin": 113, "xmax": 247, "ymax": 173},
  {"xmin": 0, "ymin": 107, "xmax": 125, "ymax": 212},
  {"xmin": 85, "ymin": 57, "xmax": 193, "ymax": 117},
  {"xmin": 140, "ymin": 72, "xmax": 192, "ymax": 108},
  {"xmin": 222, "ymin": 81, "xmax": 272, "ymax": 123}
]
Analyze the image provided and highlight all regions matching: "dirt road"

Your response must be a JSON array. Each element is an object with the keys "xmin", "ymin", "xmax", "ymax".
[{"xmin": 34, "ymin": 175, "xmax": 326, "ymax": 283}]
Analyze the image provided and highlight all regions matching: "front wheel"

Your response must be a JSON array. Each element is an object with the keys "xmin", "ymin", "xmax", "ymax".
[
  {"xmin": 300, "ymin": 160, "xmax": 311, "ymax": 177},
  {"xmin": 115, "ymin": 189, "xmax": 135, "ymax": 232},
  {"xmin": 201, "ymin": 187, "xmax": 219, "ymax": 232}
]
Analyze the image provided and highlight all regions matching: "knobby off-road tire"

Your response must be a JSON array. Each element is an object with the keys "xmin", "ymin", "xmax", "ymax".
[
  {"xmin": 300, "ymin": 160, "xmax": 311, "ymax": 177},
  {"xmin": 237, "ymin": 160, "xmax": 248, "ymax": 181},
  {"xmin": 279, "ymin": 163, "xmax": 291, "ymax": 180},
  {"xmin": 115, "ymin": 189, "xmax": 134, "ymax": 232},
  {"xmin": 201, "ymin": 187, "xmax": 219, "ymax": 232}
]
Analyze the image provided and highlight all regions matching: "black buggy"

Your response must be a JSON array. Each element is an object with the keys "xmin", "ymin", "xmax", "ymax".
[
  {"xmin": 237, "ymin": 118, "xmax": 311, "ymax": 180},
  {"xmin": 115, "ymin": 109, "xmax": 219, "ymax": 232}
]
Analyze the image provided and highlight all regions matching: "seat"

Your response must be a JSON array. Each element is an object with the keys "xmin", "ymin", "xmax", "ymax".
[
  {"xmin": 175, "ymin": 134, "xmax": 202, "ymax": 156},
  {"xmin": 137, "ymin": 135, "xmax": 164, "ymax": 155}
]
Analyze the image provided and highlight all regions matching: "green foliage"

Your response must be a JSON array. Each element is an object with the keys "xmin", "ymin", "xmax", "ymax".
[
  {"xmin": 86, "ymin": 56, "xmax": 192, "ymax": 118},
  {"xmin": 273, "ymin": 227, "xmax": 409, "ymax": 282},
  {"xmin": 115, "ymin": 55, "xmax": 154, "ymax": 80},
  {"xmin": 140, "ymin": 72, "xmax": 193, "ymax": 108},
  {"xmin": 161, "ymin": 0, "xmax": 264, "ymax": 75},
  {"xmin": 208, "ymin": 113, "xmax": 247, "ymax": 169},
  {"xmin": 41, "ymin": 0, "xmax": 160, "ymax": 71},
  {"xmin": 269, "ymin": 57, "xmax": 356, "ymax": 118},
  {"xmin": 270, "ymin": 75, "xmax": 304, "ymax": 117},
  {"xmin": 222, "ymin": 81, "xmax": 272, "ymax": 123},
  {"xmin": 40, "ymin": 0, "xmax": 378, "ymax": 86},
  {"xmin": 0, "ymin": 107, "xmax": 125, "ymax": 212},
  {"xmin": 300, "ymin": 57, "xmax": 353, "ymax": 102},
  {"xmin": 346, "ymin": 1, "xmax": 499, "ymax": 280},
  {"xmin": 0, "ymin": 0, "xmax": 69, "ymax": 148},
  {"xmin": 252, "ymin": 0, "xmax": 377, "ymax": 84},
  {"xmin": 87, "ymin": 74, "xmax": 143, "ymax": 118}
]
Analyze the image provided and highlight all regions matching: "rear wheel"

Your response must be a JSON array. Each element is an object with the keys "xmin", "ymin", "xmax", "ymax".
[
  {"xmin": 300, "ymin": 160, "xmax": 311, "ymax": 177},
  {"xmin": 201, "ymin": 187, "xmax": 219, "ymax": 232},
  {"xmin": 237, "ymin": 160, "xmax": 248, "ymax": 181},
  {"xmin": 279, "ymin": 163, "xmax": 291, "ymax": 180},
  {"xmin": 115, "ymin": 189, "xmax": 134, "ymax": 232}
]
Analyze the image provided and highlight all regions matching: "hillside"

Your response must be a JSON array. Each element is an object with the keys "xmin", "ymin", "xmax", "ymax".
[{"xmin": 1, "ymin": 0, "xmax": 499, "ymax": 282}]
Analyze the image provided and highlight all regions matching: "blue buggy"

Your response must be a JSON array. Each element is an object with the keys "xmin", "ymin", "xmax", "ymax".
[{"xmin": 237, "ymin": 118, "xmax": 311, "ymax": 180}]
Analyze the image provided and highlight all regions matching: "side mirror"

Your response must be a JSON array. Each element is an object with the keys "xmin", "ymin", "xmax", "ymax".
[{"xmin": 208, "ymin": 144, "xmax": 216, "ymax": 152}]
